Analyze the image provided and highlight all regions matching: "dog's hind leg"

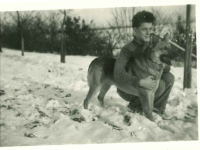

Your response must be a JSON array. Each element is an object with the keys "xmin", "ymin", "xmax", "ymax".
[
  {"xmin": 83, "ymin": 58, "xmax": 105, "ymax": 109},
  {"xmin": 98, "ymin": 83, "xmax": 111, "ymax": 107},
  {"xmin": 84, "ymin": 85, "xmax": 101, "ymax": 109}
]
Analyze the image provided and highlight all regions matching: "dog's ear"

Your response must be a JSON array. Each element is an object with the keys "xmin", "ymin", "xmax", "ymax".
[
  {"xmin": 163, "ymin": 33, "xmax": 170, "ymax": 41},
  {"xmin": 149, "ymin": 33, "xmax": 160, "ymax": 47}
]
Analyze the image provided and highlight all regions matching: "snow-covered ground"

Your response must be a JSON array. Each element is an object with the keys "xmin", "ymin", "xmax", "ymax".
[{"xmin": 0, "ymin": 48, "xmax": 198, "ymax": 147}]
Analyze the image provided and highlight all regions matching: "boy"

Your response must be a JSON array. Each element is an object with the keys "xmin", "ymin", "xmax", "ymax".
[{"xmin": 114, "ymin": 11, "xmax": 174, "ymax": 118}]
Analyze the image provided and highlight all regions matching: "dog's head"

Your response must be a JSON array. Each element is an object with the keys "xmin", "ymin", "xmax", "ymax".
[{"xmin": 147, "ymin": 33, "xmax": 179, "ymax": 65}]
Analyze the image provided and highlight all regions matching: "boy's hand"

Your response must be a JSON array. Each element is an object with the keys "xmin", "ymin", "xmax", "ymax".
[{"xmin": 139, "ymin": 76, "xmax": 156, "ymax": 90}]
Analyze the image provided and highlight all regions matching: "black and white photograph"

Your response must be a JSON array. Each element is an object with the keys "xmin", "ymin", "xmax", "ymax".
[{"xmin": 0, "ymin": 0, "xmax": 199, "ymax": 149}]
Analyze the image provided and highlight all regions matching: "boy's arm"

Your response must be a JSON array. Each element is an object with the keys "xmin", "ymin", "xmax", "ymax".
[{"xmin": 114, "ymin": 47, "xmax": 140, "ymax": 88}]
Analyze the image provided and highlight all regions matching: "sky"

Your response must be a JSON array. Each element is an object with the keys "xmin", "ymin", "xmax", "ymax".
[
  {"xmin": 71, "ymin": 5, "xmax": 196, "ymax": 26},
  {"xmin": 0, "ymin": 0, "xmax": 197, "ymax": 27},
  {"xmin": 1, "ymin": 5, "xmax": 196, "ymax": 27}
]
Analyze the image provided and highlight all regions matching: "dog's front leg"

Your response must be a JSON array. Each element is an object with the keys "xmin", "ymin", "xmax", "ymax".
[
  {"xmin": 139, "ymin": 89, "xmax": 155, "ymax": 122},
  {"xmin": 150, "ymin": 90, "xmax": 156, "ymax": 115}
]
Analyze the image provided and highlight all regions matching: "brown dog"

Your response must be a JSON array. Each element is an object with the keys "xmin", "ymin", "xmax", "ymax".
[{"xmin": 83, "ymin": 33, "xmax": 178, "ymax": 121}]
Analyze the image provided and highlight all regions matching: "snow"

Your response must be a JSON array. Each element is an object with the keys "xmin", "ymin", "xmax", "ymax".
[{"xmin": 0, "ymin": 48, "xmax": 198, "ymax": 147}]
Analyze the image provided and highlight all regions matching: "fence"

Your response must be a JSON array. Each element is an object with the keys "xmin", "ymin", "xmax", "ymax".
[
  {"xmin": 89, "ymin": 20, "xmax": 196, "ymax": 61},
  {"xmin": 1, "ymin": 6, "xmax": 196, "ymax": 58}
]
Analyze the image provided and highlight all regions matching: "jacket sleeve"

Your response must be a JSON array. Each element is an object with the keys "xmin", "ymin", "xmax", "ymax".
[{"xmin": 114, "ymin": 47, "xmax": 140, "ymax": 88}]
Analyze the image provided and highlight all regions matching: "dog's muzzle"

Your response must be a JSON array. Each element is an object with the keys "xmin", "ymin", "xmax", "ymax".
[{"xmin": 160, "ymin": 50, "xmax": 180, "ymax": 65}]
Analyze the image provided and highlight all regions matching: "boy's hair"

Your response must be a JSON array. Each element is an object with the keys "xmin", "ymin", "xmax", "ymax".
[{"xmin": 132, "ymin": 11, "xmax": 156, "ymax": 28}]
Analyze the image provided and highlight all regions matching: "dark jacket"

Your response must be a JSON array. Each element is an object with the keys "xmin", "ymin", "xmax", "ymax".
[{"xmin": 114, "ymin": 38, "xmax": 170, "ymax": 88}]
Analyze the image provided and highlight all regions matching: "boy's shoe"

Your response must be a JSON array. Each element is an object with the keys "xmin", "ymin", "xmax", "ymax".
[
  {"xmin": 127, "ymin": 103, "xmax": 143, "ymax": 114},
  {"xmin": 153, "ymin": 108, "xmax": 174, "ymax": 120}
]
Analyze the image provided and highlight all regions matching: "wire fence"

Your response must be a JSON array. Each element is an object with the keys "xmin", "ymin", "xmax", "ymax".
[{"xmin": 88, "ymin": 18, "xmax": 196, "ymax": 59}]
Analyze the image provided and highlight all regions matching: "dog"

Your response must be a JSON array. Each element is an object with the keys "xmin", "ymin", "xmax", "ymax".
[{"xmin": 83, "ymin": 33, "xmax": 179, "ymax": 121}]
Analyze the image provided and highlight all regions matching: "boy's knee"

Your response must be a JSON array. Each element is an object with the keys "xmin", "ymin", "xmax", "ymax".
[
  {"xmin": 162, "ymin": 72, "xmax": 174, "ymax": 86},
  {"xmin": 159, "ymin": 80, "xmax": 166, "ymax": 89},
  {"xmin": 168, "ymin": 72, "xmax": 175, "ymax": 84},
  {"xmin": 155, "ymin": 80, "xmax": 165, "ymax": 98}
]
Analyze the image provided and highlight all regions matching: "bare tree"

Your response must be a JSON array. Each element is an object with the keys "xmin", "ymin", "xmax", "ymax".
[
  {"xmin": 150, "ymin": 7, "xmax": 179, "ymax": 38},
  {"xmin": 107, "ymin": 7, "xmax": 137, "ymax": 52},
  {"xmin": 16, "ymin": 11, "xmax": 25, "ymax": 56},
  {"xmin": 60, "ymin": 9, "xmax": 71, "ymax": 63},
  {"xmin": 1, "ymin": 12, "xmax": 12, "ymax": 52},
  {"xmin": 8, "ymin": 11, "xmax": 34, "ymax": 56},
  {"xmin": 46, "ymin": 11, "xmax": 61, "ymax": 53}
]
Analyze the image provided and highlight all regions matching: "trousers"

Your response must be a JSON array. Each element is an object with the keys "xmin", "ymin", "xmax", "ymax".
[{"xmin": 117, "ymin": 72, "xmax": 174, "ymax": 112}]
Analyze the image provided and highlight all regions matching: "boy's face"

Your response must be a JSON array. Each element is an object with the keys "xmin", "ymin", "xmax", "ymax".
[{"xmin": 134, "ymin": 23, "xmax": 153, "ymax": 42}]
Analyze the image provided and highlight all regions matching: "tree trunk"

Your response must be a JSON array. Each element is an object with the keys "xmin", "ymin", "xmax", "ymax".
[
  {"xmin": 60, "ymin": 24, "xmax": 65, "ymax": 63},
  {"xmin": 21, "ymin": 31, "xmax": 24, "ymax": 56},
  {"xmin": 16, "ymin": 11, "xmax": 25, "ymax": 56},
  {"xmin": 60, "ymin": 11, "xmax": 66, "ymax": 63},
  {"xmin": 50, "ymin": 37, "xmax": 53, "ymax": 53}
]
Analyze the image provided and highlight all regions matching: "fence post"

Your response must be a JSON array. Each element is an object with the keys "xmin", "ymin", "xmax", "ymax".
[
  {"xmin": 0, "ymin": 12, "xmax": 1, "ymax": 52},
  {"xmin": 183, "ymin": 4, "xmax": 192, "ymax": 89}
]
